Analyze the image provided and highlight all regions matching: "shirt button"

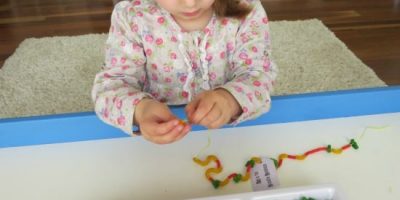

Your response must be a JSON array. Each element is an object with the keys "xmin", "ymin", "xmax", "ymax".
[
  {"xmin": 202, "ymin": 82, "xmax": 210, "ymax": 90},
  {"xmin": 175, "ymin": 65, "xmax": 182, "ymax": 69},
  {"xmin": 250, "ymin": 71, "xmax": 260, "ymax": 77},
  {"xmin": 202, "ymin": 75, "xmax": 209, "ymax": 80}
]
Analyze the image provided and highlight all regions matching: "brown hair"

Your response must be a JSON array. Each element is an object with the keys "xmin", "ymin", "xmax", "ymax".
[{"xmin": 213, "ymin": 0, "xmax": 253, "ymax": 19}]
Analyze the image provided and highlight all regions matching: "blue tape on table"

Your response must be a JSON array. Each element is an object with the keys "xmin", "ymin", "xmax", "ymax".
[{"xmin": 1, "ymin": 86, "xmax": 399, "ymax": 148}]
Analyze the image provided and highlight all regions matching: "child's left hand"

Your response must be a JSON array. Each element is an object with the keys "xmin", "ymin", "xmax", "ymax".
[{"xmin": 185, "ymin": 89, "xmax": 242, "ymax": 129}]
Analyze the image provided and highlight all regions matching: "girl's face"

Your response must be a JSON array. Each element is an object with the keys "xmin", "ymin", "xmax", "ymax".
[{"xmin": 155, "ymin": 0, "xmax": 215, "ymax": 21}]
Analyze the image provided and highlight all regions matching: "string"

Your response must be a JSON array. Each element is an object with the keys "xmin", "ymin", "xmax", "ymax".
[
  {"xmin": 194, "ymin": 131, "xmax": 212, "ymax": 158},
  {"xmin": 356, "ymin": 125, "xmax": 389, "ymax": 139},
  {"xmin": 179, "ymin": 119, "xmax": 212, "ymax": 157}
]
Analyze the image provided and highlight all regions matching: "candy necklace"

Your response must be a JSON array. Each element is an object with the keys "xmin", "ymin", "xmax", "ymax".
[{"xmin": 193, "ymin": 139, "xmax": 359, "ymax": 189}]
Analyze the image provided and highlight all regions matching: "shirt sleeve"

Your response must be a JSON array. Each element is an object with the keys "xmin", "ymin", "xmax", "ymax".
[
  {"xmin": 219, "ymin": 0, "xmax": 278, "ymax": 124},
  {"xmin": 91, "ymin": 1, "xmax": 151, "ymax": 134}
]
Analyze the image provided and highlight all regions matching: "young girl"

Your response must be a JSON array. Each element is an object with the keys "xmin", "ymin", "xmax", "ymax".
[{"xmin": 92, "ymin": 0, "xmax": 277, "ymax": 144}]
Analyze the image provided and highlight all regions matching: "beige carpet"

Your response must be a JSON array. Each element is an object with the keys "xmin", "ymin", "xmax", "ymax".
[{"xmin": 0, "ymin": 19, "xmax": 386, "ymax": 119}]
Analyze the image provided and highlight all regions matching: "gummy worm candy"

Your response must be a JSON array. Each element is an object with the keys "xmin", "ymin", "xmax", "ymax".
[
  {"xmin": 193, "ymin": 139, "xmax": 359, "ymax": 189},
  {"xmin": 300, "ymin": 197, "xmax": 316, "ymax": 200}
]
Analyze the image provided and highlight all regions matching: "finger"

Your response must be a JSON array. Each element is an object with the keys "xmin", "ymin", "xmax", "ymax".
[
  {"xmin": 185, "ymin": 98, "xmax": 200, "ymax": 122},
  {"xmin": 208, "ymin": 114, "xmax": 229, "ymax": 129},
  {"xmin": 185, "ymin": 99, "xmax": 197, "ymax": 113},
  {"xmin": 139, "ymin": 121, "xmax": 161, "ymax": 141},
  {"xmin": 151, "ymin": 124, "xmax": 185, "ymax": 144},
  {"xmin": 172, "ymin": 124, "xmax": 191, "ymax": 142},
  {"xmin": 198, "ymin": 106, "xmax": 222, "ymax": 128},
  {"xmin": 154, "ymin": 119, "xmax": 180, "ymax": 135},
  {"xmin": 140, "ymin": 129, "xmax": 154, "ymax": 143},
  {"xmin": 155, "ymin": 105, "xmax": 176, "ymax": 122},
  {"xmin": 143, "ymin": 121, "xmax": 191, "ymax": 144},
  {"xmin": 191, "ymin": 100, "xmax": 215, "ymax": 124},
  {"xmin": 186, "ymin": 91, "xmax": 208, "ymax": 122}
]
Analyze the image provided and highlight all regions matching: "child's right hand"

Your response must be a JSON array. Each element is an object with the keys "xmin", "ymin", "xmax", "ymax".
[{"xmin": 133, "ymin": 99, "xmax": 191, "ymax": 144}]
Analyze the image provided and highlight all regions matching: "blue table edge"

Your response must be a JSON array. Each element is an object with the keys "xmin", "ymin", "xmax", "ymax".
[{"xmin": 1, "ymin": 86, "xmax": 399, "ymax": 148}]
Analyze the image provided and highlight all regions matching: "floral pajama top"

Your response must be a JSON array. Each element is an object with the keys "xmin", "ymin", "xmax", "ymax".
[{"xmin": 92, "ymin": 0, "xmax": 278, "ymax": 134}]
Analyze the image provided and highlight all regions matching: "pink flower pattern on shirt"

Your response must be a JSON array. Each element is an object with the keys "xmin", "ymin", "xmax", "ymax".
[{"xmin": 92, "ymin": 0, "xmax": 277, "ymax": 134}]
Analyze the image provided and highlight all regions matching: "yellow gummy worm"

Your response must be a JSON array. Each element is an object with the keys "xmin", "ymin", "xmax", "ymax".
[
  {"xmin": 220, "ymin": 178, "xmax": 230, "ymax": 187},
  {"xmin": 193, "ymin": 155, "xmax": 218, "ymax": 166},
  {"xmin": 331, "ymin": 148, "xmax": 343, "ymax": 154},
  {"xmin": 251, "ymin": 157, "xmax": 262, "ymax": 164},
  {"xmin": 178, "ymin": 120, "xmax": 187, "ymax": 126},
  {"xmin": 205, "ymin": 167, "xmax": 222, "ymax": 179},
  {"xmin": 296, "ymin": 155, "xmax": 307, "ymax": 160},
  {"xmin": 279, "ymin": 154, "xmax": 288, "ymax": 160},
  {"xmin": 241, "ymin": 172, "xmax": 251, "ymax": 181}
]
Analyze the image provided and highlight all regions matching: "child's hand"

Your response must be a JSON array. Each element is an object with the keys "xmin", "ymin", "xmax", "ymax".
[
  {"xmin": 185, "ymin": 89, "xmax": 242, "ymax": 129},
  {"xmin": 134, "ymin": 99, "xmax": 191, "ymax": 144}
]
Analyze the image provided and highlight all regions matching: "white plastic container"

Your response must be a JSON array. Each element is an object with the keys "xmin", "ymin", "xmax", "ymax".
[{"xmin": 189, "ymin": 184, "xmax": 343, "ymax": 200}]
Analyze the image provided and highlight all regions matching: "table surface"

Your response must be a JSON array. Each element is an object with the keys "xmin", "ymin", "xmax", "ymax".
[{"xmin": 0, "ymin": 86, "xmax": 399, "ymax": 200}]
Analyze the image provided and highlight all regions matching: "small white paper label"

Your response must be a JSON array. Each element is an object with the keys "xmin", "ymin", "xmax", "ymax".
[{"xmin": 251, "ymin": 157, "xmax": 279, "ymax": 191}]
